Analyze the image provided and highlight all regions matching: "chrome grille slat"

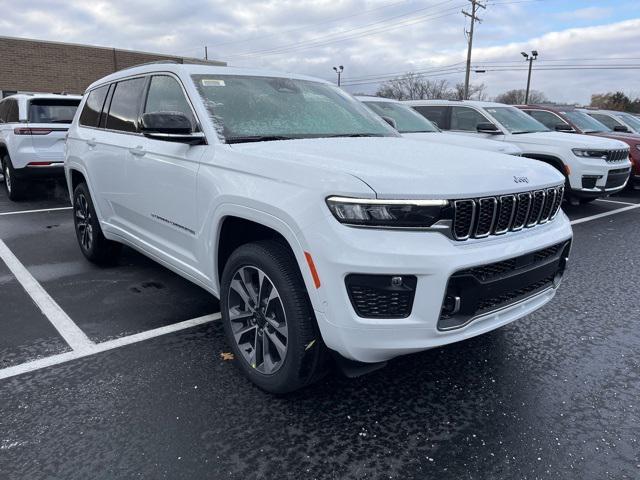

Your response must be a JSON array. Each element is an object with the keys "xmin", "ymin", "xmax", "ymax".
[
  {"xmin": 474, "ymin": 197, "xmax": 497, "ymax": 238},
  {"xmin": 605, "ymin": 149, "xmax": 629, "ymax": 163},
  {"xmin": 451, "ymin": 185, "xmax": 563, "ymax": 241}
]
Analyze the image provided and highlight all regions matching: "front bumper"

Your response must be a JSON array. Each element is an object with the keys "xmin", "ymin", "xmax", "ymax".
[{"xmin": 303, "ymin": 211, "xmax": 573, "ymax": 362}]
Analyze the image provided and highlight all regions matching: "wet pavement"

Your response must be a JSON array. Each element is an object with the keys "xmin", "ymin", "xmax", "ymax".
[{"xmin": 0, "ymin": 182, "xmax": 639, "ymax": 479}]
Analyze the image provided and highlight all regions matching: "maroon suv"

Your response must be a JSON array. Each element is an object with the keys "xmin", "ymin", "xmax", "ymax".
[{"xmin": 517, "ymin": 105, "xmax": 640, "ymax": 189}]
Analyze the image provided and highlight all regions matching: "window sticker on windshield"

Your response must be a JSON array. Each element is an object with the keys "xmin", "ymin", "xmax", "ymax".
[{"xmin": 201, "ymin": 79, "xmax": 225, "ymax": 87}]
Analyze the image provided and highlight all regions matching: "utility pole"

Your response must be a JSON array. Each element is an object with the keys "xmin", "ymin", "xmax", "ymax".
[
  {"xmin": 205, "ymin": 46, "xmax": 208, "ymax": 60},
  {"xmin": 333, "ymin": 65, "xmax": 344, "ymax": 86},
  {"xmin": 521, "ymin": 50, "xmax": 538, "ymax": 104},
  {"xmin": 462, "ymin": 0, "xmax": 486, "ymax": 100}
]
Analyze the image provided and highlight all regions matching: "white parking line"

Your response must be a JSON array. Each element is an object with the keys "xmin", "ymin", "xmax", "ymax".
[
  {"xmin": 0, "ymin": 313, "xmax": 221, "ymax": 381},
  {"xmin": 0, "ymin": 239, "xmax": 93, "ymax": 351},
  {"xmin": 595, "ymin": 198, "xmax": 638, "ymax": 206},
  {"xmin": 570, "ymin": 203, "xmax": 640, "ymax": 226},
  {"xmin": 0, "ymin": 206, "xmax": 72, "ymax": 216}
]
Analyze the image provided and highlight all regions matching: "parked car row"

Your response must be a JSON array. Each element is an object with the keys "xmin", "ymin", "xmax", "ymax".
[{"xmin": 0, "ymin": 63, "xmax": 630, "ymax": 393}]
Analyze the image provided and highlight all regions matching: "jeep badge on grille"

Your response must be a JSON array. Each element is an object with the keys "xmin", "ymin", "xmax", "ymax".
[{"xmin": 513, "ymin": 176, "xmax": 529, "ymax": 184}]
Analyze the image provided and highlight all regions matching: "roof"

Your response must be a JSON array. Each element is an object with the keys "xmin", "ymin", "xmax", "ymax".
[
  {"xmin": 401, "ymin": 99, "xmax": 507, "ymax": 107},
  {"xmin": 354, "ymin": 95, "xmax": 399, "ymax": 103},
  {"xmin": 516, "ymin": 104, "xmax": 579, "ymax": 112},
  {"xmin": 1, "ymin": 93, "xmax": 82, "ymax": 101},
  {"xmin": 86, "ymin": 62, "xmax": 332, "ymax": 91}
]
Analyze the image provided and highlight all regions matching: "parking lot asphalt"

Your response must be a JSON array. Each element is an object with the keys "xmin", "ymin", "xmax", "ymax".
[{"xmin": 1, "ymin": 182, "xmax": 639, "ymax": 480}]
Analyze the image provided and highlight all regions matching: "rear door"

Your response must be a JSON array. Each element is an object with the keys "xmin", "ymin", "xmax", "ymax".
[
  {"xmin": 412, "ymin": 105, "xmax": 450, "ymax": 130},
  {"xmin": 26, "ymin": 98, "xmax": 81, "ymax": 165}
]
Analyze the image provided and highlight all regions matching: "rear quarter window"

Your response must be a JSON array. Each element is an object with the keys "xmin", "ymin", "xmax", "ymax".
[{"xmin": 79, "ymin": 86, "xmax": 110, "ymax": 127}]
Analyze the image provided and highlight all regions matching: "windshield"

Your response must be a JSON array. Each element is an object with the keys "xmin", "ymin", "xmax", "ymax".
[
  {"xmin": 562, "ymin": 110, "xmax": 611, "ymax": 133},
  {"xmin": 191, "ymin": 75, "xmax": 398, "ymax": 143},
  {"xmin": 619, "ymin": 112, "xmax": 640, "ymax": 132},
  {"xmin": 363, "ymin": 100, "xmax": 438, "ymax": 133},
  {"xmin": 485, "ymin": 106, "xmax": 550, "ymax": 134},
  {"xmin": 28, "ymin": 99, "xmax": 80, "ymax": 124}
]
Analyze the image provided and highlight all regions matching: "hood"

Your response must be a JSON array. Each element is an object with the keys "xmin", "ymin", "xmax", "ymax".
[
  {"xmin": 231, "ymin": 137, "xmax": 564, "ymax": 199},
  {"xmin": 511, "ymin": 131, "xmax": 629, "ymax": 150},
  {"xmin": 589, "ymin": 131, "xmax": 640, "ymax": 147},
  {"xmin": 403, "ymin": 131, "xmax": 522, "ymax": 155}
]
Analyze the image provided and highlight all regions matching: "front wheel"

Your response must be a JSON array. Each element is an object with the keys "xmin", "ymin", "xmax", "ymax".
[
  {"xmin": 73, "ymin": 182, "xmax": 121, "ymax": 264},
  {"xmin": 220, "ymin": 240, "xmax": 327, "ymax": 394}
]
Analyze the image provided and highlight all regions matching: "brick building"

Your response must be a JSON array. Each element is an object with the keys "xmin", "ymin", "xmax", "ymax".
[{"xmin": 0, "ymin": 36, "xmax": 226, "ymax": 98}]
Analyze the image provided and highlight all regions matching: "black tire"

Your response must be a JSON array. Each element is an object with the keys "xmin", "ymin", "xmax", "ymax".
[
  {"xmin": 73, "ymin": 182, "xmax": 121, "ymax": 264},
  {"xmin": 220, "ymin": 239, "xmax": 328, "ymax": 394},
  {"xmin": 2, "ymin": 155, "xmax": 25, "ymax": 201}
]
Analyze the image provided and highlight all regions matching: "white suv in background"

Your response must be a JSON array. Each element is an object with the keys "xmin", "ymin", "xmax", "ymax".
[
  {"xmin": 580, "ymin": 108, "xmax": 640, "ymax": 134},
  {"xmin": 356, "ymin": 96, "xmax": 522, "ymax": 156},
  {"xmin": 66, "ymin": 63, "xmax": 572, "ymax": 393},
  {"xmin": 406, "ymin": 100, "xmax": 631, "ymax": 204},
  {"xmin": 0, "ymin": 93, "xmax": 82, "ymax": 200}
]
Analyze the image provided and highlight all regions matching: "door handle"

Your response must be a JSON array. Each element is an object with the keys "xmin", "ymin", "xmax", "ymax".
[
  {"xmin": 130, "ymin": 146, "xmax": 146, "ymax": 157},
  {"xmin": 86, "ymin": 138, "xmax": 97, "ymax": 148}
]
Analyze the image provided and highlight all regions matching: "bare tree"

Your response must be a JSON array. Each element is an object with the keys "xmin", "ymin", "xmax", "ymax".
[
  {"xmin": 494, "ymin": 89, "xmax": 548, "ymax": 105},
  {"xmin": 375, "ymin": 73, "xmax": 486, "ymax": 101}
]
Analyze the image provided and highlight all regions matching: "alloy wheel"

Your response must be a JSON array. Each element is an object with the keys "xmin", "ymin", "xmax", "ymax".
[
  {"xmin": 227, "ymin": 266, "xmax": 288, "ymax": 375},
  {"xmin": 4, "ymin": 165, "xmax": 11, "ymax": 193},
  {"xmin": 75, "ymin": 193, "xmax": 93, "ymax": 251}
]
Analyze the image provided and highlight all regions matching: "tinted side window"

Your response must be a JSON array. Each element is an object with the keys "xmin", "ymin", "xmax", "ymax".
[
  {"xmin": 105, "ymin": 77, "xmax": 146, "ymax": 133},
  {"xmin": 5, "ymin": 100, "xmax": 19, "ymax": 123},
  {"xmin": 527, "ymin": 110, "xmax": 567, "ymax": 129},
  {"xmin": 590, "ymin": 113, "xmax": 621, "ymax": 130},
  {"xmin": 450, "ymin": 106, "xmax": 489, "ymax": 131},
  {"xmin": 79, "ymin": 86, "xmax": 109, "ymax": 127},
  {"xmin": 413, "ymin": 105, "xmax": 448, "ymax": 129},
  {"xmin": 0, "ymin": 101, "xmax": 8, "ymax": 123},
  {"xmin": 144, "ymin": 75, "xmax": 196, "ymax": 129}
]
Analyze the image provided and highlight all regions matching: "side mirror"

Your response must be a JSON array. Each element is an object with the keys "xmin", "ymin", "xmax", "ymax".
[
  {"xmin": 613, "ymin": 125, "xmax": 629, "ymax": 132},
  {"xmin": 140, "ymin": 112, "xmax": 205, "ymax": 145},
  {"xmin": 381, "ymin": 115, "xmax": 397, "ymax": 130},
  {"xmin": 477, "ymin": 122, "xmax": 501, "ymax": 134},
  {"xmin": 555, "ymin": 123, "xmax": 575, "ymax": 132}
]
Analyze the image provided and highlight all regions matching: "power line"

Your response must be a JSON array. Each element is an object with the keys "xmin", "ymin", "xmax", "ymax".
[{"xmin": 224, "ymin": 1, "xmax": 462, "ymax": 59}]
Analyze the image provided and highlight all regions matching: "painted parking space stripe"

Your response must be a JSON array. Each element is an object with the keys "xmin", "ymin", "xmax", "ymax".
[
  {"xmin": 595, "ymin": 198, "xmax": 638, "ymax": 206},
  {"xmin": 0, "ymin": 206, "xmax": 72, "ymax": 216},
  {"xmin": 0, "ymin": 239, "xmax": 93, "ymax": 351},
  {"xmin": 570, "ymin": 203, "xmax": 640, "ymax": 226},
  {"xmin": 0, "ymin": 313, "xmax": 221, "ymax": 381}
]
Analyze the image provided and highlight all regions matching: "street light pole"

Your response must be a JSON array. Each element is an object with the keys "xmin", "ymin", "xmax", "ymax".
[
  {"xmin": 333, "ymin": 65, "xmax": 344, "ymax": 86},
  {"xmin": 521, "ymin": 50, "xmax": 538, "ymax": 104}
]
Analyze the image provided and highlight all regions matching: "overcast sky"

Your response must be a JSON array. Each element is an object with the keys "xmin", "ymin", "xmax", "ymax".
[{"xmin": 1, "ymin": 0, "xmax": 639, "ymax": 103}]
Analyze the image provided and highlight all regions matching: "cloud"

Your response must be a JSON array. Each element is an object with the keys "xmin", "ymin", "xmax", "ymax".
[{"xmin": 0, "ymin": 0, "xmax": 637, "ymax": 103}]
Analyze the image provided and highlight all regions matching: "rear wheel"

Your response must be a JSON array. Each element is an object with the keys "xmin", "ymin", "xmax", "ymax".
[
  {"xmin": 73, "ymin": 182, "xmax": 121, "ymax": 264},
  {"xmin": 220, "ymin": 240, "xmax": 327, "ymax": 394},
  {"xmin": 2, "ymin": 155, "xmax": 25, "ymax": 201}
]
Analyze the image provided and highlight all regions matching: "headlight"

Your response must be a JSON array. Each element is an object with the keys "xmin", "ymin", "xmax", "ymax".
[
  {"xmin": 572, "ymin": 148, "xmax": 607, "ymax": 159},
  {"xmin": 326, "ymin": 196, "xmax": 449, "ymax": 228}
]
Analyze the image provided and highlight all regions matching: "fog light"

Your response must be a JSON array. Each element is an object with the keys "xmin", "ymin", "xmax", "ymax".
[{"xmin": 345, "ymin": 274, "xmax": 417, "ymax": 318}]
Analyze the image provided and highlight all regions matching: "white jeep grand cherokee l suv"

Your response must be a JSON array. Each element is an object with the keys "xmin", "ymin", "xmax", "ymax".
[
  {"xmin": 65, "ymin": 64, "xmax": 572, "ymax": 393},
  {"xmin": 0, "ymin": 93, "xmax": 82, "ymax": 200},
  {"xmin": 406, "ymin": 100, "xmax": 631, "ymax": 205},
  {"xmin": 356, "ymin": 96, "xmax": 522, "ymax": 156}
]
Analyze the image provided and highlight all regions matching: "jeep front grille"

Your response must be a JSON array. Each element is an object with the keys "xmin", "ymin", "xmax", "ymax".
[
  {"xmin": 452, "ymin": 186, "xmax": 564, "ymax": 241},
  {"xmin": 605, "ymin": 149, "xmax": 629, "ymax": 163}
]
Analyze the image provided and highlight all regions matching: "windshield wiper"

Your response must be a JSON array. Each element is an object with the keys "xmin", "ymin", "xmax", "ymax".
[
  {"xmin": 325, "ymin": 133, "xmax": 386, "ymax": 138},
  {"xmin": 512, "ymin": 130, "xmax": 538, "ymax": 135},
  {"xmin": 226, "ymin": 135, "xmax": 296, "ymax": 144}
]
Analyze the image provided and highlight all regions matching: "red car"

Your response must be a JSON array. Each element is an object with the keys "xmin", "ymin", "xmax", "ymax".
[{"xmin": 517, "ymin": 104, "xmax": 640, "ymax": 189}]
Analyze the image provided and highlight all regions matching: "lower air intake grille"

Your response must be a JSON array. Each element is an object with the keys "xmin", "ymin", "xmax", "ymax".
[{"xmin": 345, "ymin": 274, "xmax": 417, "ymax": 318}]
